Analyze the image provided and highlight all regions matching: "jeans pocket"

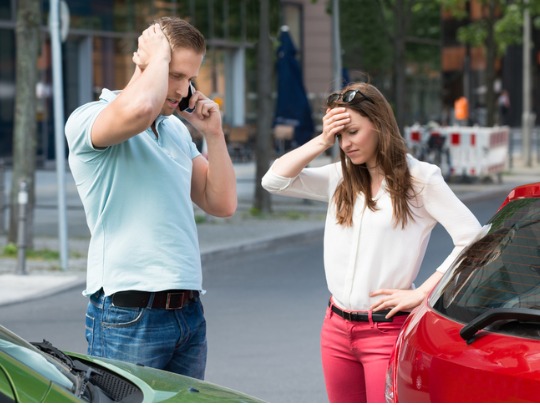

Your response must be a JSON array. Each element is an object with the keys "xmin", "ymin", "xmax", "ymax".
[
  {"xmin": 102, "ymin": 305, "xmax": 144, "ymax": 329},
  {"xmin": 85, "ymin": 312, "xmax": 95, "ymax": 350},
  {"xmin": 375, "ymin": 318, "xmax": 406, "ymax": 334}
]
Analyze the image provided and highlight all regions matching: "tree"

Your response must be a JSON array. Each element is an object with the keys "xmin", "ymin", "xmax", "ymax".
[
  {"xmin": 253, "ymin": 0, "xmax": 273, "ymax": 213},
  {"xmin": 337, "ymin": 0, "xmax": 441, "ymax": 130},
  {"xmin": 180, "ymin": 0, "xmax": 279, "ymax": 213},
  {"xmin": 441, "ymin": 0, "xmax": 540, "ymax": 126},
  {"xmin": 391, "ymin": 0, "xmax": 412, "ymax": 132},
  {"xmin": 9, "ymin": 0, "xmax": 41, "ymax": 248}
]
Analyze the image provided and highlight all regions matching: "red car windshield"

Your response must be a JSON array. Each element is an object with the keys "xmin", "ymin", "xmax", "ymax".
[{"xmin": 430, "ymin": 197, "xmax": 540, "ymax": 340}]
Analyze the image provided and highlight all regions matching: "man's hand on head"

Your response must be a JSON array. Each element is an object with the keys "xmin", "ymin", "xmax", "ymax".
[{"xmin": 132, "ymin": 23, "xmax": 171, "ymax": 71}]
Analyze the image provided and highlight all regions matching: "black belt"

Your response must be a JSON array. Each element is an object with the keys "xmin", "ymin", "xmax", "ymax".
[
  {"xmin": 112, "ymin": 290, "xmax": 199, "ymax": 310},
  {"xmin": 328, "ymin": 301, "xmax": 409, "ymax": 323}
]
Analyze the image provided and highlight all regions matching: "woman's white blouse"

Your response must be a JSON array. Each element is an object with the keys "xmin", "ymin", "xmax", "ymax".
[{"xmin": 261, "ymin": 155, "xmax": 482, "ymax": 311}]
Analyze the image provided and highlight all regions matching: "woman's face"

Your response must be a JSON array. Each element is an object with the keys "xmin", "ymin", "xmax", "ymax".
[{"xmin": 338, "ymin": 108, "xmax": 378, "ymax": 167}]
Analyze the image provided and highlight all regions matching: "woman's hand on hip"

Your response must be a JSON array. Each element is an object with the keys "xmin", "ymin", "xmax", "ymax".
[{"xmin": 369, "ymin": 288, "xmax": 426, "ymax": 318}]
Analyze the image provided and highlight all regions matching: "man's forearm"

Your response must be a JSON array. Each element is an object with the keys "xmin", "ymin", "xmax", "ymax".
[{"xmin": 203, "ymin": 132, "xmax": 237, "ymax": 217}]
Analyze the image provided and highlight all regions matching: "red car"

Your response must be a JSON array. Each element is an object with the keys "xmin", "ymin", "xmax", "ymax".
[{"xmin": 386, "ymin": 182, "xmax": 540, "ymax": 403}]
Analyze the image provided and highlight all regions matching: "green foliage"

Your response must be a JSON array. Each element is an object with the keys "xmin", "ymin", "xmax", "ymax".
[
  {"xmin": 195, "ymin": 214, "xmax": 207, "ymax": 224},
  {"xmin": 283, "ymin": 211, "xmax": 303, "ymax": 220},
  {"xmin": 3, "ymin": 243, "xmax": 16, "ymax": 256},
  {"xmin": 441, "ymin": 0, "xmax": 469, "ymax": 19},
  {"xmin": 495, "ymin": 3, "xmax": 525, "ymax": 54},
  {"xmin": 188, "ymin": 0, "xmax": 281, "ymax": 43},
  {"xmin": 1, "ymin": 243, "xmax": 60, "ymax": 260},
  {"xmin": 457, "ymin": 21, "xmax": 487, "ymax": 47},
  {"xmin": 408, "ymin": 1, "xmax": 443, "ymax": 71},
  {"xmin": 249, "ymin": 207, "xmax": 263, "ymax": 217},
  {"xmin": 441, "ymin": 0, "xmax": 540, "ymax": 56},
  {"xmin": 338, "ymin": 1, "xmax": 441, "ymax": 78},
  {"xmin": 339, "ymin": 0, "xmax": 392, "ymax": 76}
]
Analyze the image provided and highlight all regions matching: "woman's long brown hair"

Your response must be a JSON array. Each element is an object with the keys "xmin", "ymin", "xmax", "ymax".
[{"xmin": 329, "ymin": 82, "xmax": 415, "ymax": 228}]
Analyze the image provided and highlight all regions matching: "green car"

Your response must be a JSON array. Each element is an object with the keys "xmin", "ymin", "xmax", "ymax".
[{"xmin": 0, "ymin": 324, "xmax": 262, "ymax": 403}]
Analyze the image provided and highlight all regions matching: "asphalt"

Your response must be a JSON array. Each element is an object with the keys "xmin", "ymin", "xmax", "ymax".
[{"xmin": 0, "ymin": 154, "xmax": 538, "ymax": 307}]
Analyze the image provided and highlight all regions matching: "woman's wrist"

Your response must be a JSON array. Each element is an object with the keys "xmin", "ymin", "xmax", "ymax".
[{"xmin": 317, "ymin": 134, "xmax": 335, "ymax": 148}]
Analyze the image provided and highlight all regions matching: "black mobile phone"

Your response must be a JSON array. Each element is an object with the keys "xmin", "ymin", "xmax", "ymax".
[{"xmin": 179, "ymin": 83, "xmax": 195, "ymax": 113}]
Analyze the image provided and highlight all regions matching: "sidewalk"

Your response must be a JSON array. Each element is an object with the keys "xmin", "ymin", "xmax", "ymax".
[{"xmin": 0, "ymin": 156, "xmax": 538, "ymax": 307}]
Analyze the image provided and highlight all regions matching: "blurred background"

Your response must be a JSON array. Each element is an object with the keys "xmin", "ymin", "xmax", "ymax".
[
  {"xmin": 1, "ymin": 0, "xmax": 539, "ymax": 163},
  {"xmin": 1, "ymin": 0, "xmax": 540, "ymax": 251}
]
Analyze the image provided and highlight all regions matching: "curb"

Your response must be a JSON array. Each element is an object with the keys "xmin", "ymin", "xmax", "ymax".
[
  {"xmin": 0, "ymin": 226, "xmax": 325, "ymax": 308},
  {"xmin": 0, "ymin": 273, "xmax": 86, "ymax": 308},
  {"xmin": 200, "ymin": 226, "xmax": 324, "ymax": 265},
  {"xmin": 0, "ymin": 176, "xmax": 532, "ymax": 308}
]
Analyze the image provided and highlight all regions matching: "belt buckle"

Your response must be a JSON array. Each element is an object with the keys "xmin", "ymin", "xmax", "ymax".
[
  {"xmin": 343, "ymin": 310, "xmax": 354, "ymax": 322},
  {"xmin": 165, "ymin": 292, "xmax": 185, "ymax": 310}
]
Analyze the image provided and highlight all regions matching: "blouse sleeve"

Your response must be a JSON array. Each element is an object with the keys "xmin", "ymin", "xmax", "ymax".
[
  {"xmin": 261, "ymin": 162, "xmax": 340, "ymax": 203},
  {"xmin": 421, "ymin": 167, "xmax": 482, "ymax": 273}
]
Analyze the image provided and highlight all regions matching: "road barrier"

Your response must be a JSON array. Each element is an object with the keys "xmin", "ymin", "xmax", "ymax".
[{"xmin": 404, "ymin": 125, "xmax": 510, "ymax": 182}]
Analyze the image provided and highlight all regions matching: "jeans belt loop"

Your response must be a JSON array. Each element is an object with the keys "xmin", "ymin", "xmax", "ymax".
[
  {"xmin": 368, "ymin": 310, "xmax": 374, "ymax": 327},
  {"xmin": 147, "ymin": 292, "xmax": 156, "ymax": 309}
]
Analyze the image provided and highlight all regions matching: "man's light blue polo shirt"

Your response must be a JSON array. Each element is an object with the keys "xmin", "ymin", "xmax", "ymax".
[{"xmin": 65, "ymin": 89, "xmax": 202, "ymax": 297}]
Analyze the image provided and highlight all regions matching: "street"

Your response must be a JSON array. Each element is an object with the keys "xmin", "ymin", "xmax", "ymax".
[{"xmin": 0, "ymin": 191, "xmax": 508, "ymax": 403}]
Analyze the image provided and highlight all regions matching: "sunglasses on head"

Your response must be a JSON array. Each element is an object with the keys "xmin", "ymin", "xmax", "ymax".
[{"xmin": 326, "ymin": 89, "xmax": 375, "ymax": 106}]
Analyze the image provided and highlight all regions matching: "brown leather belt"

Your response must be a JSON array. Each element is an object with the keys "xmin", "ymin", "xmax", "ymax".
[
  {"xmin": 328, "ymin": 301, "xmax": 409, "ymax": 322},
  {"xmin": 112, "ymin": 290, "xmax": 199, "ymax": 310}
]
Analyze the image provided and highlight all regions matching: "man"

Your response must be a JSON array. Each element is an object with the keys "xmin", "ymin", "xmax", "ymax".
[{"xmin": 65, "ymin": 17, "xmax": 237, "ymax": 379}]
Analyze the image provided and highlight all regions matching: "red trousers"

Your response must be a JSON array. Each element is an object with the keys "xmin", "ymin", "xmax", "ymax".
[{"xmin": 320, "ymin": 304, "xmax": 407, "ymax": 403}]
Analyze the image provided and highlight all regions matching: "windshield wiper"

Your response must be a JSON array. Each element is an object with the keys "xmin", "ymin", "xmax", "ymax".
[
  {"xmin": 31, "ymin": 340, "xmax": 108, "ymax": 401},
  {"xmin": 32, "ymin": 340, "xmax": 74, "ymax": 369},
  {"xmin": 460, "ymin": 308, "xmax": 540, "ymax": 344}
]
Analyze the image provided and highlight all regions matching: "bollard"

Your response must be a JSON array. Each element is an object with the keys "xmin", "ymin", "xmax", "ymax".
[
  {"xmin": 16, "ymin": 180, "xmax": 28, "ymax": 275},
  {"xmin": 0, "ymin": 159, "xmax": 4, "ymax": 234}
]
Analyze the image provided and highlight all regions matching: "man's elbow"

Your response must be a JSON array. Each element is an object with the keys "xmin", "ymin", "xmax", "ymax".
[
  {"xmin": 209, "ymin": 197, "xmax": 237, "ymax": 218},
  {"xmin": 220, "ymin": 200, "xmax": 237, "ymax": 218}
]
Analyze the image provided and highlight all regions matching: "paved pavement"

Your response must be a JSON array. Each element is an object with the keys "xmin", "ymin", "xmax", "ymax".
[{"xmin": 0, "ymin": 154, "xmax": 538, "ymax": 307}]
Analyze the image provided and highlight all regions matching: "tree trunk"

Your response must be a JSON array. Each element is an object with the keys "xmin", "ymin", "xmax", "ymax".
[
  {"xmin": 9, "ymin": 0, "xmax": 41, "ymax": 248},
  {"xmin": 393, "ymin": 0, "xmax": 409, "ymax": 133},
  {"xmin": 253, "ymin": 0, "xmax": 273, "ymax": 213}
]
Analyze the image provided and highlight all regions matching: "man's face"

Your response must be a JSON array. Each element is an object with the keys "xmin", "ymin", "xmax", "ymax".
[{"xmin": 161, "ymin": 48, "xmax": 204, "ymax": 116}]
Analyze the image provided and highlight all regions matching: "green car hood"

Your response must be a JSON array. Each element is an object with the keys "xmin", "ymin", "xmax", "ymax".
[{"xmin": 68, "ymin": 352, "xmax": 263, "ymax": 403}]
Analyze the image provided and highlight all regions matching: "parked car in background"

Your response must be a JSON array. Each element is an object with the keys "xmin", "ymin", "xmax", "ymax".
[
  {"xmin": 0, "ymin": 324, "xmax": 262, "ymax": 403},
  {"xmin": 386, "ymin": 182, "xmax": 540, "ymax": 403}
]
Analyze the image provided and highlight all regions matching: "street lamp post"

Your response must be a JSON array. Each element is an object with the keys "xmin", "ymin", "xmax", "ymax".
[
  {"xmin": 49, "ymin": 0, "xmax": 69, "ymax": 271},
  {"xmin": 522, "ymin": 0, "xmax": 535, "ymax": 167}
]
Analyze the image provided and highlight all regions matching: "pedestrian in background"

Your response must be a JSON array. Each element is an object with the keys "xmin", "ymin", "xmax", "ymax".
[
  {"xmin": 262, "ymin": 81, "xmax": 481, "ymax": 402},
  {"xmin": 65, "ymin": 17, "xmax": 236, "ymax": 379},
  {"xmin": 498, "ymin": 89, "xmax": 510, "ymax": 125},
  {"xmin": 454, "ymin": 95, "xmax": 469, "ymax": 125}
]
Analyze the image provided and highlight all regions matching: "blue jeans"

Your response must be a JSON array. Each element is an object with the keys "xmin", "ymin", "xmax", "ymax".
[{"xmin": 85, "ymin": 289, "xmax": 207, "ymax": 379}]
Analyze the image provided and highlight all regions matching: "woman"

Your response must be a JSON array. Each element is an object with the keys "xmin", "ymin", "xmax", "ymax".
[{"xmin": 261, "ymin": 81, "xmax": 481, "ymax": 403}]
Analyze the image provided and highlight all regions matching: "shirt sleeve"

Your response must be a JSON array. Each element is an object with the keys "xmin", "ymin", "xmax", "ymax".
[
  {"xmin": 65, "ymin": 101, "xmax": 107, "ymax": 162},
  {"xmin": 421, "ymin": 167, "xmax": 482, "ymax": 273},
  {"xmin": 261, "ymin": 162, "xmax": 340, "ymax": 203}
]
